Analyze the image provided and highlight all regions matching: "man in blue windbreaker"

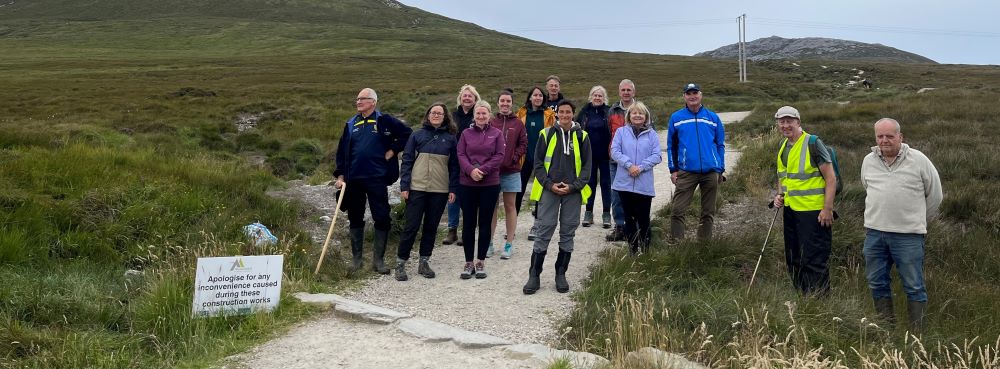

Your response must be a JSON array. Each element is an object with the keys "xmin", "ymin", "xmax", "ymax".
[
  {"xmin": 333, "ymin": 88, "xmax": 412, "ymax": 276},
  {"xmin": 667, "ymin": 83, "xmax": 726, "ymax": 241}
]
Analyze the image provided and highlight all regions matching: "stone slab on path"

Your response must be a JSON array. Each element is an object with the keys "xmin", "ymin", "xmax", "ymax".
[
  {"xmin": 294, "ymin": 292, "xmax": 411, "ymax": 324},
  {"xmin": 223, "ymin": 316, "xmax": 536, "ymax": 369},
  {"xmin": 398, "ymin": 318, "xmax": 512, "ymax": 348}
]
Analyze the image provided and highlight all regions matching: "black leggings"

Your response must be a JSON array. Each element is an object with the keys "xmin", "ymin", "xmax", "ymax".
[
  {"xmin": 619, "ymin": 191, "xmax": 653, "ymax": 248},
  {"xmin": 458, "ymin": 184, "xmax": 501, "ymax": 261}
]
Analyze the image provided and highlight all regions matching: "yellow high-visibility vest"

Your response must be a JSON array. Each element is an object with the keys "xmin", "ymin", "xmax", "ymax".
[
  {"xmin": 777, "ymin": 132, "xmax": 826, "ymax": 211},
  {"xmin": 530, "ymin": 128, "xmax": 592, "ymax": 204}
]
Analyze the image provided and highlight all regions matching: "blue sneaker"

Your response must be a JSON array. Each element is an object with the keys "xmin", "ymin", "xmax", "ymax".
[
  {"xmin": 486, "ymin": 243, "xmax": 495, "ymax": 258},
  {"xmin": 500, "ymin": 242, "xmax": 513, "ymax": 259}
]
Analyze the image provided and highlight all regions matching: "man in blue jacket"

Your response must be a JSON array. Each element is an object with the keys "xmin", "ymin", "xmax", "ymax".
[
  {"xmin": 667, "ymin": 83, "xmax": 726, "ymax": 241},
  {"xmin": 333, "ymin": 88, "xmax": 412, "ymax": 275}
]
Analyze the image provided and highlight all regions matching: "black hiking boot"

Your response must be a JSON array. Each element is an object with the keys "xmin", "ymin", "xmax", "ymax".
[{"xmin": 522, "ymin": 251, "xmax": 546, "ymax": 295}]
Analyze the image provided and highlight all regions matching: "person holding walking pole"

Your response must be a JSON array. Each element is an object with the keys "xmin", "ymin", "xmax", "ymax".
[
  {"xmin": 393, "ymin": 103, "xmax": 459, "ymax": 281},
  {"xmin": 333, "ymin": 88, "xmax": 412, "ymax": 276},
  {"xmin": 772, "ymin": 106, "xmax": 836, "ymax": 296}
]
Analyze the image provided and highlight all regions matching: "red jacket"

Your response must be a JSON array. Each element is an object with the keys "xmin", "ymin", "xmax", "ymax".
[{"xmin": 489, "ymin": 112, "xmax": 528, "ymax": 174}]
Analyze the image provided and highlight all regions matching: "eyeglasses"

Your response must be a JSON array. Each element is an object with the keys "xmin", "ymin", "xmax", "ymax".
[
  {"xmin": 355, "ymin": 97, "xmax": 374, "ymax": 102},
  {"xmin": 428, "ymin": 112, "xmax": 445, "ymax": 116}
]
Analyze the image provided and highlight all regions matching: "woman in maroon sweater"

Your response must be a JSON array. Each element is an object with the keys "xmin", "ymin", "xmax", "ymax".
[
  {"xmin": 457, "ymin": 100, "xmax": 505, "ymax": 279},
  {"xmin": 488, "ymin": 89, "xmax": 528, "ymax": 260}
]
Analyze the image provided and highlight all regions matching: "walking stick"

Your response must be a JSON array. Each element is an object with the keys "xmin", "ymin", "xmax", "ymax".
[
  {"xmin": 315, "ymin": 182, "xmax": 348, "ymax": 275},
  {"xmin": 747, "ymin": 201, "xmax": 781, "ymax": 294}
]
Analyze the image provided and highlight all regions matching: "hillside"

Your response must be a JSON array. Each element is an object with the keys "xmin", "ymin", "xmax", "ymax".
[{"xmin": 696, "ymin": 35, "xmax": 936, "ymax": 64}]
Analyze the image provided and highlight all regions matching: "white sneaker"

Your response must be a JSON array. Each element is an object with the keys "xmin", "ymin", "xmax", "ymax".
[{"xmin": 500, "ymin": 242, "xmax": 513, "ymax": 259}]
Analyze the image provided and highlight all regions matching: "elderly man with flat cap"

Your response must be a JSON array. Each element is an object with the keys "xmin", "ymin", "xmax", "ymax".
[{"xmin": 771, "ymin": 106, "xmax": 836, "ymax": 296}]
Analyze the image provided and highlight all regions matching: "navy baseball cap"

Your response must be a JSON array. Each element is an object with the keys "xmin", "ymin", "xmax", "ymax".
[{"xmin": 683, "ymin": 83, "xmax": 701, "ymax": 93}]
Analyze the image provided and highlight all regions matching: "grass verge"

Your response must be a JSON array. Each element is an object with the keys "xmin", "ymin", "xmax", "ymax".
[{"xmin": 558, "ymin": 89, "xmax": 1000, "ymax": 368}]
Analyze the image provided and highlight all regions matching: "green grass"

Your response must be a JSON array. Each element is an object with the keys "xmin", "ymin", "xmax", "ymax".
[
  {"xmin": 3, "ymin": 0, "xmax": 1000, "ymax": 367},
  {"xmin": 561, "ymin": 89, "xmax": 1000, "ymax": 368}
]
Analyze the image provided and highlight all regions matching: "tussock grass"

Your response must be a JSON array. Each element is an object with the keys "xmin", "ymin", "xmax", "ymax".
[{"xmin": 563, "ymin": 90, "xmax": 1000, "ymax": 367}]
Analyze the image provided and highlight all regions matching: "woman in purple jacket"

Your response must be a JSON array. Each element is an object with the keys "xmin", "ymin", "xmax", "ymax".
[
  {"xmin": 457, "ymin": 100, "xmax": 505, "ymax": 279},
  {"xmin": 610, "ymin": 101, "xmax": 661, "ymax": 255}
]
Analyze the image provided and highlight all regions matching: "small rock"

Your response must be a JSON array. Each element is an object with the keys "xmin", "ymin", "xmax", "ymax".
[{"xmin": 624, "ymin": 347, "xmax": 708, "ymax": 369}]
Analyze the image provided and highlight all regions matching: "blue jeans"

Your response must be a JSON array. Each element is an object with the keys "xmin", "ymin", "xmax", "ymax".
[
  {"xmin": 447, "ymin": 199, "xmax": 461, "ymax": 229},
  {"xmin": 863, "ymin": 229, "xmax": 927, "ymax": 302},
  {"xmin": 608, "ymin": 162, "xmax": 625, "ymax": 226}
]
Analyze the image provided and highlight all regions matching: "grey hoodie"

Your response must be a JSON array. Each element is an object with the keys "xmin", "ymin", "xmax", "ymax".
[{"xmin": 533, "ymin": 122, "xmax": 592, "ymax": 193}]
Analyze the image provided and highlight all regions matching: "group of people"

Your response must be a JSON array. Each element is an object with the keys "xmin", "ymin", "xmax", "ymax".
[
  {"xmin": 331, "ymin": 78, "xmax": 943, "ymax": 331},
  {"xmin": 771, "ymin": 106, "xmax": 942, "ymax": 331}
]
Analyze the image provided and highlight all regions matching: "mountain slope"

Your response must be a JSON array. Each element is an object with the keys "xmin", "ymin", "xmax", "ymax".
[
  {"xmin": 696, "ymin": 35, "xmax": 935, "ymax": 64},
  {"xmin": 0, "ymin": 0, "xmax": 546, "ymax": 56}
]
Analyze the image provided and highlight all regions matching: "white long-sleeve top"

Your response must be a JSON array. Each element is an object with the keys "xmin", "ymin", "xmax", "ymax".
[{"xmin": 861, "ymin": 143, "xmax": 943, "ymax": 234}]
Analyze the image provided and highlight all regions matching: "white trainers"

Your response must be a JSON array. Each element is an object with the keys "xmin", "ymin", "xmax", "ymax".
[{"xmin": 500, "ymin": 242, "xmax": 513, "ymax": 259}]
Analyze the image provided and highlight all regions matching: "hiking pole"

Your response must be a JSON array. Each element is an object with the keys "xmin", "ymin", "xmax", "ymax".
[
  {"xmin": 747, "ymin": 199, "xmax": 781, "ymax": 294},
  {"xmin": 315, "ymin": 181, "xmax": 348, "ymax": 275}
]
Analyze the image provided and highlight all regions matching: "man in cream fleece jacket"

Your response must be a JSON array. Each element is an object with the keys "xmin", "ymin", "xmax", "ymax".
[{"xmin": 861, "ymin": 118, "xmax": 943, "ymax": 332}]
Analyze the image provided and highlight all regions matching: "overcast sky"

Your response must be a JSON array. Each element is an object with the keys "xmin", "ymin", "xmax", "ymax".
[{"xmin": 398, "ymin": 0, "xmax": 999, "ymax": 65}]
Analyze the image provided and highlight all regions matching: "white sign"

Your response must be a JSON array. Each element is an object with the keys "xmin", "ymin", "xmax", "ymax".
[{"xmin": 192, "ymin": 255, "xmax": 284, "ymax": 317}]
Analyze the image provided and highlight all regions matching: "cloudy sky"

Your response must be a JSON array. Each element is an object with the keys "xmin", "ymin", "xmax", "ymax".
[{"xmin": 398, "ymin": 0, "xmax": 999, "ymax": 65}]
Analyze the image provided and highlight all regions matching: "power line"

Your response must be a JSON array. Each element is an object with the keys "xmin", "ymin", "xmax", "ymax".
[
  {"xmin": 503, "ymin": 16, "xmax": 999, "ymax": 38},
  {"xmin": 755, "ymin": 18, "xmax": 1000, "ymax": 38},
  {"xmin": 508, "ymin": 18, "xmax": 732, "ymax": 32}
]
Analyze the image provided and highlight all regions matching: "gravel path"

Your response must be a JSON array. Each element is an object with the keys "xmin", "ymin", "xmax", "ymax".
[
  {"xmin": 238, "ymin": 124, "xmax": 744, "ymax": 368},
  {"xmin": 347, "ymin": 129, "xmax": 739, "ymax": 344},
  {"xmin": 222, "ymin": 317, "xmax": 535, "ymax": 369}
]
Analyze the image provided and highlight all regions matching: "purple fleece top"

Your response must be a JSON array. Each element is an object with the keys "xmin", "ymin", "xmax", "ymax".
[{"xmin": 457, "ymin": 124, "xmax": 505, "ymax": 186}]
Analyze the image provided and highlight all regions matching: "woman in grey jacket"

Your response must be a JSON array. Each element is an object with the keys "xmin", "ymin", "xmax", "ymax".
[
  {"xmin": 395, "ymin": 103, "xmax": 460, "ymax": 281},
  {"xmin": 611, "ymin": 101, "xmax": 661, "ymax": 255}
]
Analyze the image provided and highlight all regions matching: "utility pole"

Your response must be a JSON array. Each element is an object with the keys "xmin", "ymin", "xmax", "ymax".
[
  {"xmin": 737, "ymin": 15, "xmax": 743, "ymax": 82},
  {"xmin": 737, "ymin": 14, "xmax": 748, "ymax": 82},
  {"xmin": 742, "ymin": 13, "xmax": 747, "ymax": 82}
]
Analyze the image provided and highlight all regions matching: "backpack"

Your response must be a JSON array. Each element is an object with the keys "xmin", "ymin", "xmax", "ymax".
[{"xmin": 809, "ymin": 135, "xmax": 842, "ymax": 195}]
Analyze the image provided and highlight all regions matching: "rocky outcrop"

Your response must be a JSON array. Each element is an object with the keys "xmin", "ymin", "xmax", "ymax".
[{"xmin": 696, "ymin": 36, "xmax": 935, "ymax": 64}]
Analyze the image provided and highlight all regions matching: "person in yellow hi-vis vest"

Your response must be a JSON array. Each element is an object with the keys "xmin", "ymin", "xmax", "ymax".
[
  {"xmin": 523, "ymin": 100, "xmax": 592, "ymax": 295},
  {"xmin": 771, "ymin": 106, "xmax": 838, "ymax": 296}
]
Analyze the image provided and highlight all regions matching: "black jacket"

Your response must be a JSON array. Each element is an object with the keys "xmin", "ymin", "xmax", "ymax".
[{"xmin": 333, "ymin": 110, "xmax": 412, "ymax": 185}]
